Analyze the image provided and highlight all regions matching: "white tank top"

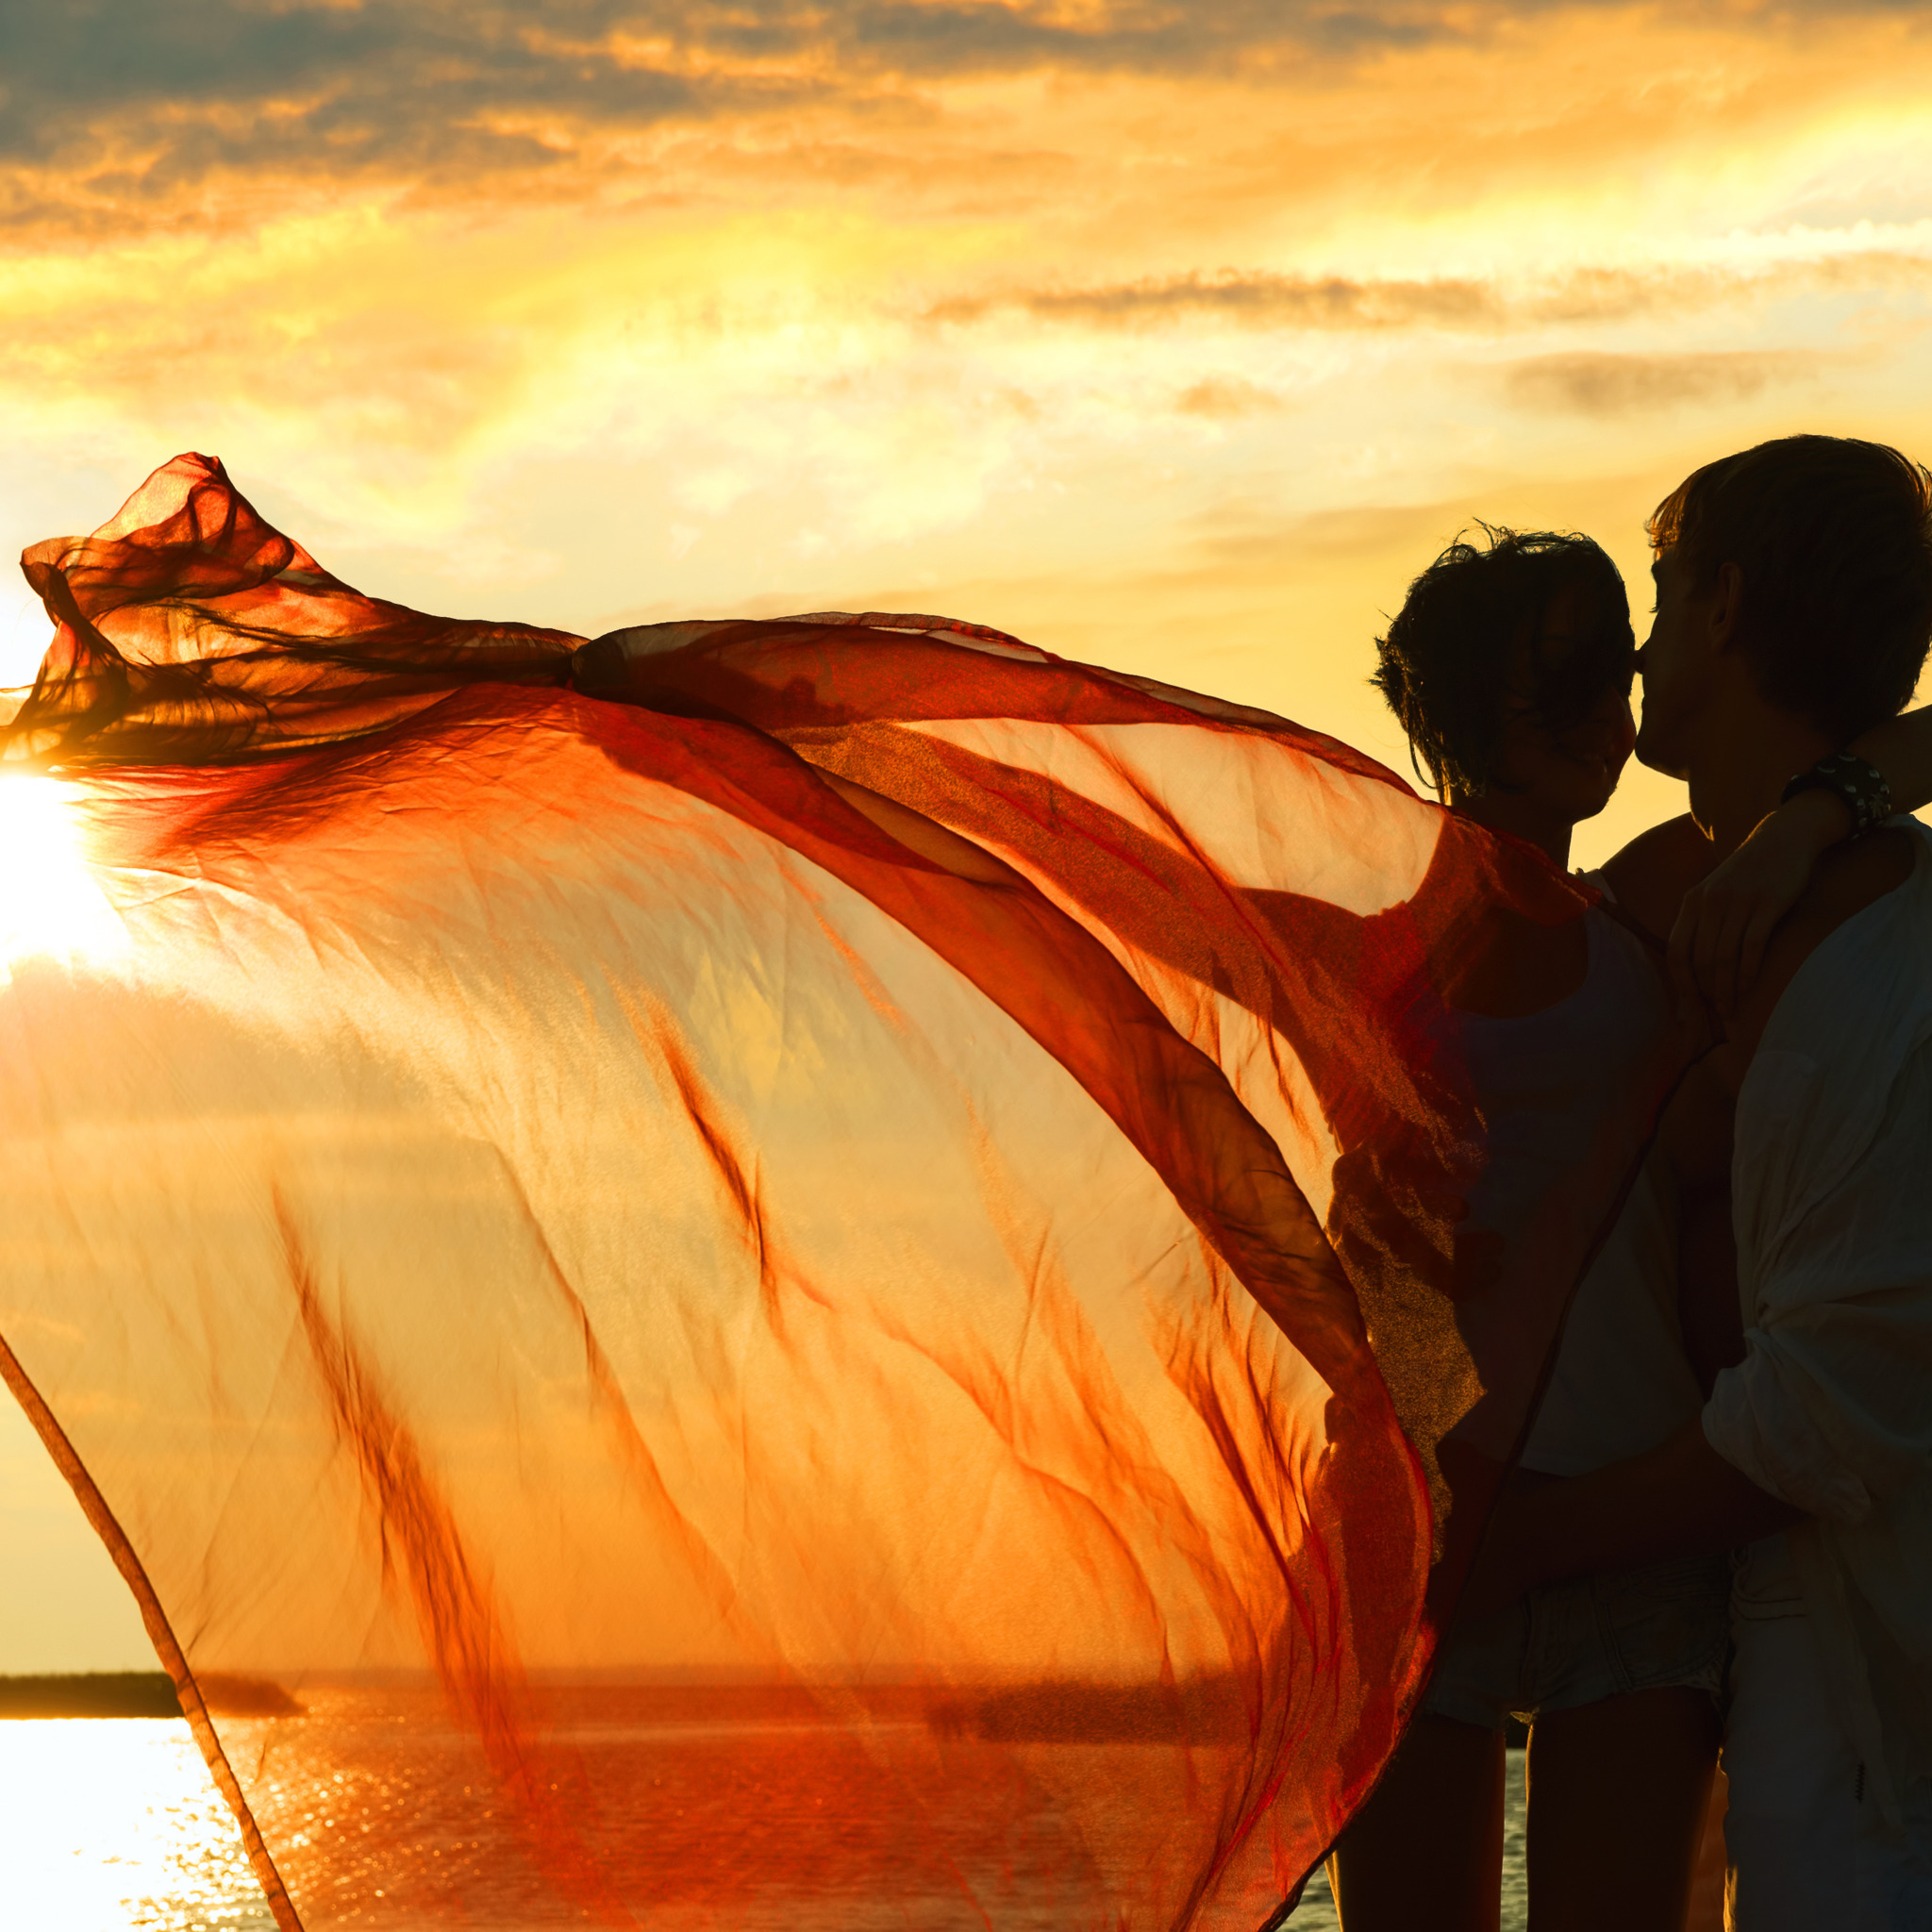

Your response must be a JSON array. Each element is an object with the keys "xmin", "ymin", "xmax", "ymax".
[{"xmin": 1456, "ymin": 896, "xmax": 1704, "ymax": 1476}]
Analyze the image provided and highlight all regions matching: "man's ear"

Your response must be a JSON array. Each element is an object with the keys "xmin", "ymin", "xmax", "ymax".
[{"xmin": 1707, "ymin": 559, "xmax": 1745, "ymax": 655}]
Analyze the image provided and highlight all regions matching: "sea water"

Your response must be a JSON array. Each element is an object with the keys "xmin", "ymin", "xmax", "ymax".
[{"xmin": 0, "ymin": 1718, "xmax": 1529, "ymax": 1930}]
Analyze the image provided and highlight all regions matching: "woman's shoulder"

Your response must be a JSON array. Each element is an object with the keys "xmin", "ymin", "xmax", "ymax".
[{"xmin": 1596, "ymin": 813, "xmax": 1715, "ymax": 943}]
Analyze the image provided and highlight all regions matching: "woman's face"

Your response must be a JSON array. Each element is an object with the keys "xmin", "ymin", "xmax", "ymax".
[{"xmin": 1488, "ymin": 589, "xmax": 1637, "ymax": 827}]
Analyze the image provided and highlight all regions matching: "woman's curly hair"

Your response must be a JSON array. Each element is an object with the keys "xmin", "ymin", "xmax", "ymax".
[{"xmin": 1372, "ymin": 525, "xmax": 1634, "ymax": 797}]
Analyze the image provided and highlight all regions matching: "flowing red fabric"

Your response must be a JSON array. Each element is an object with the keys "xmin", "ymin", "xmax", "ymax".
[{"xmin": 0, "ymin": 457, "xmax": 1680, "ymax": 1929}]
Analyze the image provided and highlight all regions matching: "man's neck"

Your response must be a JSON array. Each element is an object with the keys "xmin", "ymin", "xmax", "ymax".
[{"xmin": 1687, "ymin": 692, "xmax": 1834, "ymax": 858}]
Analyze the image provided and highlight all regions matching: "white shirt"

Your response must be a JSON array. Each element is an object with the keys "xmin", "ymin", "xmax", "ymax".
[{"xmin": 1705, "ymin": 820, "xmax": 1932, "ymax": 1817}]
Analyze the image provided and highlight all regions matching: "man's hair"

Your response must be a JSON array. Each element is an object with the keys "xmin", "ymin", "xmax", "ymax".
[
  {"xmin": 1648, "ymin": 435, "xmax": 1932, "ymax": 741},
  {"xmin": 1371, "ymin": 525, "xmax": 1633, "ymax": 796}
]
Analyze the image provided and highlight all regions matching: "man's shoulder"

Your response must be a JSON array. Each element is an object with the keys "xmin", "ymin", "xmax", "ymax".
[
  {"xmin": 1600, "ymin": 813, "xmax": 1714, "ymax": 942},
  {"xmin": 1733, "ymin": 825, "xmax": 1921, "ymax": 1051}
]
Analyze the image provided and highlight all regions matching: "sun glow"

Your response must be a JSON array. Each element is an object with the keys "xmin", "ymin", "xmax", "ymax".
[{"xmin": 0, "ymin": 776, "xmax": 127, "ymax": 981}]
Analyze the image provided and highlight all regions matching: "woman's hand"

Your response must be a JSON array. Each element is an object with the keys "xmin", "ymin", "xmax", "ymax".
[
  {"xmin": 1450, "ymin": 1471, "xmax": 1559, "ymax": 1626},
  {"xmin": 1453, "ymin": 1512, "xmax": 1533, "ymax": 1626},
  {"xmin": 1667, "ymin": 787, "xmax": 1850, "ymax": 1018}
]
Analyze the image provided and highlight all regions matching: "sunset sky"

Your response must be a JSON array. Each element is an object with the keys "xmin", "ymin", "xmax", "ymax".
[{"xmin": 6, "ymin": 0, "xmax": 1932, "ymax": 1670}]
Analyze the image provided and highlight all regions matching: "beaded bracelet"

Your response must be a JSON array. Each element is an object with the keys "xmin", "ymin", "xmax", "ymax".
[{"xmin": 1780, "ymin": 750, "xmax": 1892, "ymax": 837}]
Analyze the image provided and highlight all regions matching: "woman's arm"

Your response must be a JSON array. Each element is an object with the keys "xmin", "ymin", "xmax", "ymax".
[
  {"xmin": 1678, "ymin": 1191, "xmax": 1742, "ymax": 1397},
  {"xmin": 1848, "ymin": 702, "xmax": 1932, "ymax": 821},
  {"xmin": 1461, "ymin": 1419, "xmax": 1800, "ymax": 1617},
  {"xmin": 1598, "ymin": 811, "xmax": 1717, "ymax": 944},
  {"xmin": 1654, "ymin": 1052, "xmax": 1746, "ymax": 1394},
  {"xmin": 1669, "ymin": 703, "xmax": 1932, "ymax": 1012}
]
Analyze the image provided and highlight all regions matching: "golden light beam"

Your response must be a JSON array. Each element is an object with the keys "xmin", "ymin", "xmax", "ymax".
[{"xmin": 0, "ymin": 777, "xmax": 128, "ymax": 983}]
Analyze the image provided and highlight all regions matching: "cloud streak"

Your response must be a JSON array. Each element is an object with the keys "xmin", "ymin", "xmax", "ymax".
[
  {"xmin": 12, "ymin": 0, "xmax": 1922, "ymax": 231},
  {"xmin": 0, "ymin": 0, "xmax": 1413, "ymax": 194},
  {"xmin": 0, "ymin": 4, "xmax": 708, "ymax": 226},
  {"xmin": 932, "ymin": 270, "xmax": 1501, "ymax": 330},
  {"xmin": 0, "ymin": 0, "xmax": 1454, "ymax": 192},
  {"xmin": 1504, "ymin": 349, "xmax": 1822, "ymax": 415},
  {"xmin": 924, "ymin": 251, "xmax": 1932, "ymax": 340}
]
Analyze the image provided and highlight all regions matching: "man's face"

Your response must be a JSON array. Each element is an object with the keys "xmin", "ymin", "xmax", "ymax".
[{"xmin": 1634, "ymin": 545, "xmax": 1712, "ymax": 778}]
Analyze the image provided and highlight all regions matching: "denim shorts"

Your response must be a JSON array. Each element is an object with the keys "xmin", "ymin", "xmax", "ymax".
[{"xmin": 1422, "ymin": 1552, "xmax": 1732, "ymax": 1729}]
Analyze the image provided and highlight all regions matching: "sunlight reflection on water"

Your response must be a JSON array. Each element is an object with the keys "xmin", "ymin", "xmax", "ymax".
[
  {"xmin": 0, "ymin": 1720, "xmax": 274, "ymax": 1930},
  {"xmin": 0, "ymin": 1721, "xmax": 1527, "ymax": 1930}
]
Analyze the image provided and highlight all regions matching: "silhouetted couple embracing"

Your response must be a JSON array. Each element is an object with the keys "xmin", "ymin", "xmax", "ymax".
[{"xmin": 1330, "ymin": 434, "xmax": 1932, "ymax": 1932}]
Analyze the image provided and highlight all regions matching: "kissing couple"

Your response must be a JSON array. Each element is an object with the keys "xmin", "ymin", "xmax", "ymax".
[{"xmin": 1332, "ymin": 433, "xmax": 1932, "ymax": 1932}]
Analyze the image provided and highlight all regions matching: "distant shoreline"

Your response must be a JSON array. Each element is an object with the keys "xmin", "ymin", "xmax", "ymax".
[
  {"xmin": 0, "ymin": 1672, "xmax": 304, "ymax": 1719},
  {"xmin": 0, "ymin": 1672, "xmax": 181, "ymax": 1718}
]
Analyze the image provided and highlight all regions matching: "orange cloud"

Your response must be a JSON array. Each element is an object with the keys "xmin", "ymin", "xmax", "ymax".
[{"xmin": 1174, "ymin": 375, "xmax": 1289, "ymax": 418}]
